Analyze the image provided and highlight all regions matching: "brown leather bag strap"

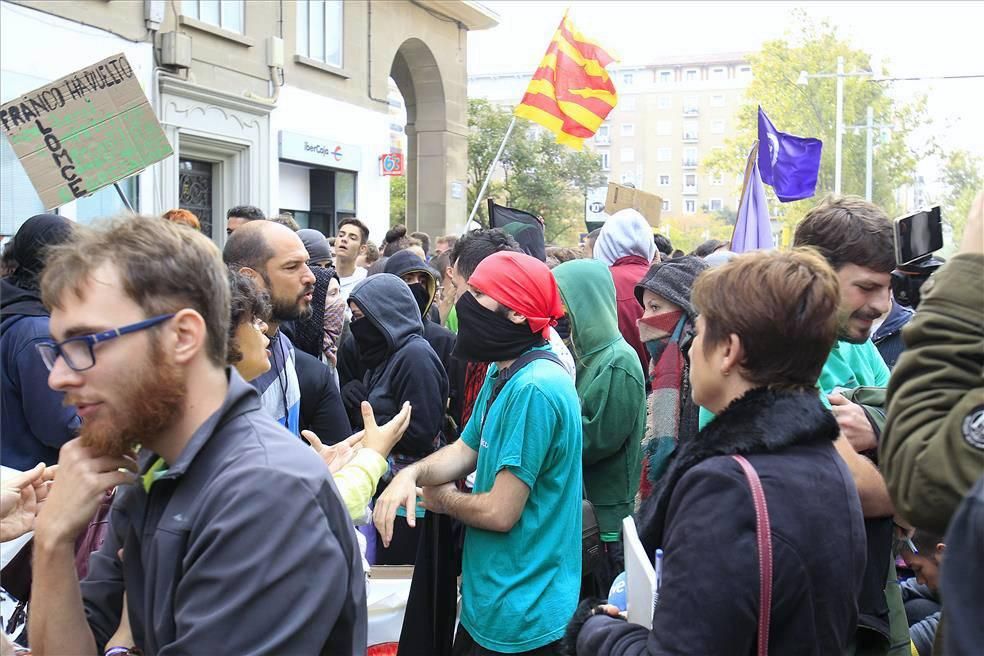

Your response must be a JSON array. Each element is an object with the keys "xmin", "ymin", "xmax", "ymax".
[{"xmin": 732, "ymin": 454, "xmax": 772, "ymax": 656}]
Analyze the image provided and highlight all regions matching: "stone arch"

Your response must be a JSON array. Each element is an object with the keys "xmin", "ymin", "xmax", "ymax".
[{"xmin": 388, "ymin": 37, "xmax": 465, "ymax": 238}]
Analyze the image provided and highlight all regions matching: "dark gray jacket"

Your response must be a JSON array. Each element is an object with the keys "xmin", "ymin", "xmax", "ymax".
[{"xmin": 80, "ymin": 370, "xmax": 366, "ymax": 655}]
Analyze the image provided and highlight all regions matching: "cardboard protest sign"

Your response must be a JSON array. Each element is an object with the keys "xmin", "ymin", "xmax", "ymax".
[
  {"xmin": 0, "ymin": 53, "xmax": 172, "ymax": 210},
  {"xmin": 606, "ymin": 182, "xmax": 662, "ymax": 228}
]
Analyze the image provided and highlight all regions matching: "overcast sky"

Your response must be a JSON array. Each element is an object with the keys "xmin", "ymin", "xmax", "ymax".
[{"xmin": 468, "ymin": 1, "xmax": 984, "ymax": 166}]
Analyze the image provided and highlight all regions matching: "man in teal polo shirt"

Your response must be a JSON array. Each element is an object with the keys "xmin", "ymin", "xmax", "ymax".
[
  {"xmin": 374, "ymin": 251, "xmax": 582, "ymax": 655},
  {"xmin": 794, "ymin": 195, "xmax": 910, "ymax": 656}
]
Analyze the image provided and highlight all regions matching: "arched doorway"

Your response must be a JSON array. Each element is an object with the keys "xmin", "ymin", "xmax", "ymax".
[{"xmin": 389, "ymin": 38, "xmax": 465, "ymax": 237}]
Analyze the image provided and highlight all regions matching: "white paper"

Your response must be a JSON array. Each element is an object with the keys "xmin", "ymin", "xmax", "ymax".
[{"xmin": 622, "ymin": 515, "xmax": 656, "ymax": 628}]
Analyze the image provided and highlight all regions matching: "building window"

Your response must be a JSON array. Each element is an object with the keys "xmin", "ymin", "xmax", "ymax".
[
  {"xmin": 621, "ymin": 95, "xmax": 637, "ymax": 111},
  {"xmin": 620, "ymin": 171, "xmax": 635, "ymax": 185},
  {"xmin": 683, "ymin": 147, "xmax": 698, "ymax": 167},
  {"xmin": 684, "ymin": 199, "xmax": 696, "ymax": 214},
  {"xmin": 595, "ymin": 124, "xmax": 611, "ymax": 145},
  {"xmin": 621, "ymin": 123, "xmax": 635, "ymax": 137},
  {"xmin": 657, "ymin": 94, "xmax": 671, "ymax": 110},
  {"xmin": 622, "ymin": 72, "xmax": 634, "ymax": 86},
  {"xmin": 620, "ymin": 147, "xmax": 635, "ymax": 163},
  {"xmin": 182, "ymin": 0, "xmax": 244, "ymax": 32},
  {"xmin": 685, "ymin": 68, "xmax": 698, "ymax": 81},
  {"xmin": 683, "ymin": 119, "xmax": 699, "ymax": 141},
  {"xmin": 711, "ymin": 172, "xmax": 724, "ymax": 185},
  {"xmin": 710, "ymin": 67, "xmax": 727, "ymax": 81},
  {"xmin": 683, "ymin": 96, "xmax": 699, "ymax": 114},
  {"xmin": 662, "ymin": 199, "xmax": 671, "ymax": 212},
  {"xmin": 738, "ymin": 65, "xmax": 752, "ymax": 79},
  {"xmin": 656, "ymin": 147, "xmax": 671, "ymax": 162},
  {"xmin": 709, "ymin": 198, "xmax": 723, "ymax": 211},
  {"xmin": 710, "ymin": 94, "xmax": 725, "ymax": 107},
  {"xmin": 659, "ymin": 174, "xmax": 671, "ymax": 187},
  {"xmin": 711, "ymin": 119, "xmax": 725, "ymax": 134},
  {"xmin": 296, "ymin": 0, "xmax": 343, "ymax": 68},
  {"xmin": 77, "ymin": 176, "xmax": 140, "ymax": 226},
  {"xmin": 684, "ymin": 173, "xmax": 697, "ymax": 188},
  {"xmin": 600, "ymin": 151, "xmax": 610, "ymax": 171},
  {"xmin": 656, "ymin": 120, "xmax": 672, "ymax": 136},
  {"xmin": 658, "ymin": 70, "xmax": 672, "ymax": 84}
]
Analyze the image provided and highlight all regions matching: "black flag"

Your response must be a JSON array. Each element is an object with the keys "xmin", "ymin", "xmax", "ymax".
[{"xmin": 487, "ymin": 199, "xmax": 546, "ymax": 262}]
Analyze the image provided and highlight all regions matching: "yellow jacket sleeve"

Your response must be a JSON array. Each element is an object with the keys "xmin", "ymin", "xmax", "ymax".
[{"xmin": 332, "ymin": 449, "xmax": 389, "ymax": 521}]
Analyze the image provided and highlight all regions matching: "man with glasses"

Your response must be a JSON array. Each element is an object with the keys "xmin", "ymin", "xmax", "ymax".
[{"xmin": 28, "ymin": 216, "xmax": 367, "ymax": 655}]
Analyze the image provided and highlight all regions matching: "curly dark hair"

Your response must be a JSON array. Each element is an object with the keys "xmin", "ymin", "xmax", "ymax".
[{"xmin": 226, "ymin": 267, "xmax": 272, "ymax": 365}]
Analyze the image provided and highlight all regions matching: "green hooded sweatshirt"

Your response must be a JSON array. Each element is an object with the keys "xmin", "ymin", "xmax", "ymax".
[{"xmin": 554, "ymin": 259, "xmax": 646, "ymax": 535}]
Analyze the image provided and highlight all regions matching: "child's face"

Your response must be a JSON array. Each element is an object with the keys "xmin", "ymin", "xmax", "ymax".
[{"xmin": 902, "ymin": 551, "xmax": 941, "ymax": 593}]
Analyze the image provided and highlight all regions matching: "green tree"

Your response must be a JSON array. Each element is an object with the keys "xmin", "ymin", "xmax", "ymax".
[
  {"xmin": 389, "ymin": 175, "xmax": 406, "ymax": 228},
  {"xmin": 467, "ymin": 99, "xmax": 604, "ymax": 244},
  {"xmin": 940, "ymin": 149, "xmax": 983, "ymax": 245},
  {"xmin": 703, "ymin": 11, "xmax": 928, "ymax": 241}
]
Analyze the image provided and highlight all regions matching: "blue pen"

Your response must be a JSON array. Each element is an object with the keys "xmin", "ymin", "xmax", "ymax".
[{"xmin": 653, "ymin": 549, "xmax": 664, "ymax": 608}]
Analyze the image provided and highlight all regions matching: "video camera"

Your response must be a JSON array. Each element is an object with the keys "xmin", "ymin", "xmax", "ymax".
[{"xmin": 891, "ymin": 206, "xmax": 944, "ymax": 309}]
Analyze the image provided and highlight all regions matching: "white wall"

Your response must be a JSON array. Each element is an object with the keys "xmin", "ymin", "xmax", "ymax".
[
  {"xmin": 271, "ymin": 84, "xmax": 391, "ymax": 243},
  {"xmin": 278, "ymin": 162, "xmax": 311, "ymax": 211}
]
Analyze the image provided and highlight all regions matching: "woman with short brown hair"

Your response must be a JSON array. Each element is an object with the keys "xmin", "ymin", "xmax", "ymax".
[{"xmin": 570, "ymin": 249, "xmax": 868, "ymax": 656}]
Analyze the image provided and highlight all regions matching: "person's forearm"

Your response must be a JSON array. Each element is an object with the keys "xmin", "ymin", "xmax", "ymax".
[
  {"xmin": 835, "ymin": 435, "xmax": 895, "ymax": 517},
  {"xmin": 405, "ymin": 440, "xmax": 477, "ymax": 487},
  {"xmin": 432, "ymin": 488, "xmax": 511, "ymax": 532},
  {"xmin": 29, "ymin": 536, "xmax": 98, "ymax": 655}
]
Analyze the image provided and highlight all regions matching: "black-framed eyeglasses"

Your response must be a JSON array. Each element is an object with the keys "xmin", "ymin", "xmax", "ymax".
[{"xmin": 36, "ymin": 314, "xmax": 175, "ymax": 373}]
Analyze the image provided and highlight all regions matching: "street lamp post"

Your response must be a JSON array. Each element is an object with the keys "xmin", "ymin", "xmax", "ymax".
[
  {"xmin": 844, "ymin": 106, "xmax": 892, "ymax": 201},
  {"xmin": 835, "ymin": 56, "xmax": 844, "ymax": 194},
  {"xmin": 797, "ymin": 56, "xmax": 872, "ymax": 196}
]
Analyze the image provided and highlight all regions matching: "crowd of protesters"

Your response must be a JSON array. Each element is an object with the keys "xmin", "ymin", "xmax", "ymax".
[{"xmin": 0, "ymin": 189, "xmax": 981, "ymax": 656}]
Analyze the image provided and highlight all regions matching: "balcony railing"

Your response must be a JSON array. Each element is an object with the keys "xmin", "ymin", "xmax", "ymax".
[
  {"xmin": 682, "ymin": 185, "xmax": 699, "ymax": 195},
  {"xmin": 682, "ymin": 107, "xmax": 699, "ymax": 116},
  {"xmin": 682, "ymin": 131, "xmax": 699, "ymax": 143},
  {"xmin": 682, "ymin": 159, "xmax": 698, "ymax": 168}
]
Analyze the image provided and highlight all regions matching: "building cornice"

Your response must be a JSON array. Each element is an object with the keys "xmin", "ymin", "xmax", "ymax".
[{"xmin": 159, "ymin": 75, "xmax": 275, "ymax": 115}]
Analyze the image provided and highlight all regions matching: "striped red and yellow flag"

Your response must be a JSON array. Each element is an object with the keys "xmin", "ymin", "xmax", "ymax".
[{"xmin": 514, "ymin": 12, "xmax": 618, "ymax": 150}]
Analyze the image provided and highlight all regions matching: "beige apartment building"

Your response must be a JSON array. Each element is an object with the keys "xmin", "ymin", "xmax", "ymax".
[
  {"xmin": 1, "ymin": 0, "xmax": 498, "ymax": 243},
  {"xmin": 468, "ymin": 53, "xmax": 751, "ymax": 229}
]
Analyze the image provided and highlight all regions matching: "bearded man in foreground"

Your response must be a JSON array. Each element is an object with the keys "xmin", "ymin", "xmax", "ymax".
[{"xmin": 29, "ymin": 216, "xmax": 366, "ymax": 655}]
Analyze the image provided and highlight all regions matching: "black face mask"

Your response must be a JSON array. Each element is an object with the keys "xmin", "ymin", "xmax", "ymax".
[
  {"xmin": 554, "ymin": 315, "xmax": 571, "ymax": 341},
  {"xmin": 452, "ymin": 291, "xmax": 545, "ymax": 363},
  {"xmin": 408, "ymin": 282, "xmax": 430, "ymax": 318},
  {"xmin": 350, "ymin": 316, "xmax": 389, "ymax": 368}
]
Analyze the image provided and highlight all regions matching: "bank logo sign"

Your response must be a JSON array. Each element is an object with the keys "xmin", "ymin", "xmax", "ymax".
[{"xmin": 279, "ymin": 131, "xmax": 361, "ymax": 171}]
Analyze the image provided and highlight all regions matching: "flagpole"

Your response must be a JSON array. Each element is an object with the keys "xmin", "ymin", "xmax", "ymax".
[
  {"xmin": 466, "ymin": 116, "xmax": 517, "ymax": 231},
  {"xmin": 731, "ymin": 141, "xmax": 759, "ymax": 245}
]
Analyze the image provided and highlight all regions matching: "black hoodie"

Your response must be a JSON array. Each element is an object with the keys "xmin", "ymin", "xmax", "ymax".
[{"xmin": 348, "ymin": 274, "xmax": 448, "ymax": 458}]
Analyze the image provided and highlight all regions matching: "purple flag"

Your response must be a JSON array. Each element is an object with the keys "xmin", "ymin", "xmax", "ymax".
[
  {"xmin": 731, "ymin": 147, "xmax": 773, "ymax": 253},
  {"xmin": 758, "ymin": 106, "xmax": 822, "ymax": 202}
]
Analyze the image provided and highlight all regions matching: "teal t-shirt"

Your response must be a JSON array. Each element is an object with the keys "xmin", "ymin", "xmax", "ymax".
[
  {"xmin": 698, "ymin": 339, "xmax": 890, "ymax": 428},
  {"xmin": 459, "ymin": 349, "xmax": 582, "ymax": 653}
]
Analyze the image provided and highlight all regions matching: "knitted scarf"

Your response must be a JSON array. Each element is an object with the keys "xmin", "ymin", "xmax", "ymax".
[{"xmin": 637, "ymin": 311, "xmax": 686, "ymax": 502}]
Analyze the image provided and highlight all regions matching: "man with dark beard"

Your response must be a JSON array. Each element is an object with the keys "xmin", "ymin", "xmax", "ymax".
[
  {"xmin": 224, "ymin": 220, "xmax": 348, "ymax": 438},
  {"xmin": 29, "ymin": 216, "xmax": 366, "ymax": 655},
  {"xmin": 374, "ymin": 252, "xmax": 582, "ymax": 655}
]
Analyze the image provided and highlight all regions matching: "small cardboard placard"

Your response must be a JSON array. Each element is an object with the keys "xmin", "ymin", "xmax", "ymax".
[
  {"xmin": 0, "ymin": 53, "xmax": 172, "ymax": 210},
  {"xmin": 605, "ymin": 183, "xmax": 662, "ymax": 228}
]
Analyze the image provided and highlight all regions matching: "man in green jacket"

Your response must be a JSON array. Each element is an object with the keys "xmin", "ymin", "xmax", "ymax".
[
  {"xmin": 554, "ymin": 259, "xmax": 646, "ymax": 588},
  {"xmin": 882, "ymin": 191, "xmax": 984, "ymax": 655}
]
